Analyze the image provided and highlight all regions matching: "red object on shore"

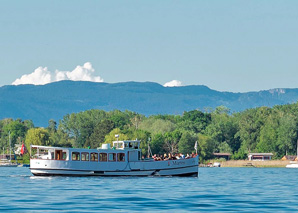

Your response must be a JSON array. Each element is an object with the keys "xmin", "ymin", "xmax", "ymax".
[{"xmin": 21, "ymin": 143, "xmax": 25, "ymax": 155}]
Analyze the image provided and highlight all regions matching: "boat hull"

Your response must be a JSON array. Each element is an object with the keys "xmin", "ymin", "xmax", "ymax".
[
  {"xmin": 30, "ymin": 157, "xmax": 199, "ymax": 177},
  {"xmin": 0, "ymin": 164, "xmax": 18, "ymax": 167},
  {"xmin": 30, "ymin": 167, "xmax": 198, "ymax": 177},
  {"xmin": 286, "ymin": 163, "xmax": 298, "ymax": 168}
]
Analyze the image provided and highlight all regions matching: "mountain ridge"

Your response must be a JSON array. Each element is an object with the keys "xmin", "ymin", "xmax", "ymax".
[{"xmin": 1, "ymin": 80, "xmax": 298, "ymax": 126}]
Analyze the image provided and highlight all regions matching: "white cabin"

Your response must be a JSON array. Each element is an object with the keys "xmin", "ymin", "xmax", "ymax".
[{"xmin": 31, "ymin": 140, "xmax": 142, "ymax": 163}]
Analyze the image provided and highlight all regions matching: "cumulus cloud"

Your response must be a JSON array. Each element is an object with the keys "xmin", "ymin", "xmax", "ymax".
[
  {"xmin": 163, "ymin": 80, "xmax": 183, "ymax": 87},
  {"xmin": 12, "ymin": 62, "xmax": 104, "ymax": 85}
]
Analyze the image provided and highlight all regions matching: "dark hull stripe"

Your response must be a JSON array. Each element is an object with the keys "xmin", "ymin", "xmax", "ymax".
[{"xmin": 32, "ymin": 171, "xmax": 198, "ymax": 177}]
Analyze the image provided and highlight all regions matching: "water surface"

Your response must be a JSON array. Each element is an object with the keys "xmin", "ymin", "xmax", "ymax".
[{"xmin": 0, "ymin": 167, "xmax": 297, "ymax": 212}]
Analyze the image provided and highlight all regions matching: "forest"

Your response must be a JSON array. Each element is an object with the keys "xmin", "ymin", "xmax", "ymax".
[{"xmin": 1, "ymin": 102, "xmax": 298, "ymax": 162}]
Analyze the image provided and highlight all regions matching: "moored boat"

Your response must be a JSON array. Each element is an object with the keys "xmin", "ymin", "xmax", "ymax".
[
  {"xmin": 0, "ymin": 159, "xmax": 18, "ymax": 167},
  {"xmin": 286, "ymin": 162, "xmax": 298, "ymax": 168},
  {"xmin": 30, "ymin": 140, "xmax": 199, "ymax": 177},
  {"xmin": 286, "ymin": 140, "xmax": 298, "ymax": 168}
]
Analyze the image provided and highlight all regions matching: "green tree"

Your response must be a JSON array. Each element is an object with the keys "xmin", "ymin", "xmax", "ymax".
[
  {"xmin": 178, "ymin": 131, "xmax": 197, "ymax": 154},
  {"xmin": 236, "ymin": 107, "xmax": 271, "ymax": 152},
  {"xmin": 59, "ymin": 110, "xmax": 108, "ymax": 148},
  {"xmin": 198, "ymin": 134, "xmax": 215, "ymax": 161},
  {"xmin": 47, "ymin": 119, "xmax": 57, "ymax": 133},
  {"xmin": 205, "ymin": 107, "xmax": 239, "ymax": 153},
  {"xmin": 179, "ymin": 110, "xmax": 211, "ymax": 133},
  {"xmin": 89, "ymin": 119, "xmax": 114, "ymax": 148},
  {"xmin": 257, "ymin": 113, "xmax": 279, "ymax": 153},
  {"xmin": 50, "ymin": 129, "xmax": 73, "ymax": 148},
  {"xmin": 139, "ymin": 117, "xmax": 176, "ymax": 134},
  {"xmin": 104, "ymin": 128, "xmax": 128, "ymax": 145},
  {"xmin": 150, "ymin": 133, "xmax": 166, "ymax": 155},
  {"xmin": 276, "ymin": 113, "xmax": 297, "ymax": 157},
  {"xmin": 164, "ymin": 130, "xmax": 182, "ymax": 154},
  {"xmin": 109, "ymin": 110, "xmax": 132, "ymax": 130},
  {"xmin": 25, "ymin": 128, "xmax": 51, "ymax": 150},
  {"xmin": 1, "ymin": 119, "xmax": 29, "ymax": 152}
]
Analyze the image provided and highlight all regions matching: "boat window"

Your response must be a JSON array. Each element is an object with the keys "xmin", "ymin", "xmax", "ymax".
[
  {"xmin": 72, "ymin": 152, "xmax": 80, "ymax": 161},
  {"xmin": 108, "ymin": 153, "xmax": 116, "ymax": 162},
  {"xmin": 62, "ymin": 152, "xmax": 67, "ymax": 160},
  {"xmin": 117, "ymin": 153, "xmax": 125, "ymax": 162},
  {"xmin": 134, "ymin": 142, "xmax": 138, "ymax": 149},
  {"xmin": 90, "ymin": 153, "xmax": 98, "ymax": 162},
  {"xmin": 99, "ymin": 153, "xmax": 107, "ymax": 162},
  {"xmin": 55, "ymin": 150, "xmax": 63, "ymax": 160},
  {"xmin": 125, "ymin": 143, "xmax": 129, "ymax": 148},
  {"xmin": 81, "ymin": 152, "xmax": 89, "ymax": 161}
]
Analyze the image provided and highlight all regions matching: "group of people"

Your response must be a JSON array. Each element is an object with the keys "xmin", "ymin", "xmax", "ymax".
[{"xmin": 152, "ymin": 153, "xmax": 197, "ymax": 161}]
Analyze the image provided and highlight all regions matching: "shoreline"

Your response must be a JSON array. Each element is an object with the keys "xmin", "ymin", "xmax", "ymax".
[{"xmin": 200, "ymin": 160, "xmax": 291, "ymax": 168}]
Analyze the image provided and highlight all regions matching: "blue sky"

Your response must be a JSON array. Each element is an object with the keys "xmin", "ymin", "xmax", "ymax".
[{"xmin": 0, "ymin": 1, "xmax": 297, "ymax": 92}]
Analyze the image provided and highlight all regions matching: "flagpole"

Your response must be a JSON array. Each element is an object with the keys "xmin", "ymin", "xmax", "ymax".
[{"xmin": 194, "ymin": 141, "xmax": 198, "ymax": 155}]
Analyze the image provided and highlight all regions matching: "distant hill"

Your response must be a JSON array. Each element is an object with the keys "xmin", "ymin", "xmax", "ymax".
[{"xmin": 0, "ymin": 81, "xmax": 298, "ymax": 126}]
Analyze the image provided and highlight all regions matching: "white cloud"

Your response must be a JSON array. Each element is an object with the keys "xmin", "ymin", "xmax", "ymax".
[
  {"xmin": 163, "ymin": 80, "xmax": 183, "ymax": 87},
  {"xmin": 12, "ymin": 62, "xmax": 104, "ymax": 85}
]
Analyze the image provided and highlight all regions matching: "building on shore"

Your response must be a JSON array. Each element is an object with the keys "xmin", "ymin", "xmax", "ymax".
[{"xmin": 248, "ymin": 153, "xmax": 273, "ymax": 161}]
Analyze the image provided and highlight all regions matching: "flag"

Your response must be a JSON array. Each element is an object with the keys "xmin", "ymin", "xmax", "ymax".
[
  {"xmin": 194, "ymin": 141, "xmax": 198, "ymax": 154},
  {"xmin": 20, "ymin": 143, "xmax": 26, "ymax": 155}
]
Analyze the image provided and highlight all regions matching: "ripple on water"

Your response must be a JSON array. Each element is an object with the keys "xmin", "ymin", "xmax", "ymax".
[{"xmin": 1, "ymin": 167, "xmax": 298, "ymax": 212}]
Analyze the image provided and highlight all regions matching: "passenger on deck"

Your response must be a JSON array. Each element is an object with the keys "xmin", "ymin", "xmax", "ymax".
[
  {"xmin": 153, "ymin": 154, "xmax": 157, "ymax": 161},
  {"xmin": 163, "ymin": 153, "xmax": 169, "ymax": 161}
]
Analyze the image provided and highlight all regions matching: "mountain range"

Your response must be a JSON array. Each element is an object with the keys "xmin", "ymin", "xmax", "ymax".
[{"xmin": 1, "ymin": 80, "xmax": 298, "ymax": 127}]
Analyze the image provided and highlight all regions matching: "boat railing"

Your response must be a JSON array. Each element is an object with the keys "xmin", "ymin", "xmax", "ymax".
[{"xmin": 32, "ymin": 153, "xmax": 51, "ymax": 160}]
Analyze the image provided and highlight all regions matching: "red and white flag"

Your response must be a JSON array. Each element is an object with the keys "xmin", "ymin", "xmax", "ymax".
[{"xmin": 20, "ymin": 143, "xmax": 26, "ymax": 155}]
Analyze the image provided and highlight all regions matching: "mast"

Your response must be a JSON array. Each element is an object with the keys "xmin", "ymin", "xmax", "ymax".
[{"xmin": 9, "ymin": 131, "xmax": 11, "ymax": 162}]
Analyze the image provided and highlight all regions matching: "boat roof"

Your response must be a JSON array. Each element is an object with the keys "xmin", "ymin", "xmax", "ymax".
[{"xmin": 31, "ymin": 140, "xmax": 141, "ymax": 152}]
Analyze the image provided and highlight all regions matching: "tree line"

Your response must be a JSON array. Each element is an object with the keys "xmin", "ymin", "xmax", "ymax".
[{"xmin": 1, "ymin": 102, "xmax": 298, "ymax": 162}]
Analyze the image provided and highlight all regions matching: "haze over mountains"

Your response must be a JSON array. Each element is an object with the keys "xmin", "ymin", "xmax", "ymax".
[{"xmin": 0, "ymin": 80, "xmax": 298, "ymax": 127}]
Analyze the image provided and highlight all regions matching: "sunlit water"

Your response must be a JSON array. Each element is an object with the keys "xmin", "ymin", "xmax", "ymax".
[{"xmin": 0, "ymin": 167, "xmax": 297, "ymax": 212}]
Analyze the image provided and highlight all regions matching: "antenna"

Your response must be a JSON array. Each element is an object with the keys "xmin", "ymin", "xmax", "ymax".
[{"xmin": 115, "ymin": 134, "xmax": 119, "ymax": 148}]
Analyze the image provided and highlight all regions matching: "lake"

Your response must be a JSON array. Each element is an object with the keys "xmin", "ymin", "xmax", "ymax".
[{"xmin": 0, "ymin": 167, "xmax": 297, "ymax": 212}]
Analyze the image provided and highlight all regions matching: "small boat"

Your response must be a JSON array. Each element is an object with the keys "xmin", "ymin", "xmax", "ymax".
[
  {"xmin": 0, "ymin": 159, "xmax": 18, "ymax": 167},
  {"xmin": 30, "ymin": 140, "xmax": 199, "ymax": 177},
  {"xmin": 286, "ymin": 162, "xmax": 298, "ymax": 168},
  {"xmin": 213, "ymin": 162, "xmax": 221, "ymax": 167},
  {"xmin": 0, "ymin": 132, "xmax": 18, "ymax": 167},
  {"xmin": 286, "ymin": 140, "xmax": 298, "ymax": 168}
]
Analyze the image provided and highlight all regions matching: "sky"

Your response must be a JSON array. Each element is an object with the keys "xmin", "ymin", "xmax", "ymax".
[{"xmin": 0, "ymin": 1, "xmax": 297, "ymax": 92}]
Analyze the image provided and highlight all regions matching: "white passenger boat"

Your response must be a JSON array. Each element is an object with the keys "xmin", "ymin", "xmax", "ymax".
[{"xmin": 30, "ymin": 140, "xmax": 199, "ymax": 177}]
